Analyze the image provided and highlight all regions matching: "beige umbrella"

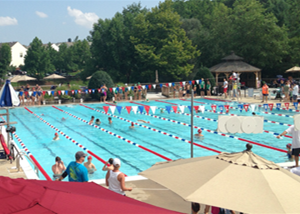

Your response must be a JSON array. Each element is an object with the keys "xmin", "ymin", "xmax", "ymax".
[
  {"xmin": 10, "ymin": 75, "xmax": 22, "ymax": 83},
  {"xmin": 86, "ymin": 75, "xmax": 92, "ymax": 80},
  {"xmin": 285, "ymin": 66, "xmax": 300, "ymax": 73},
  {"xmin": 139, "ymin": 145, "xmax": 300, "ymax": 213},
  {"xmin": 15, "ymin": 75, "xmax": 37, "ymax": 82},
  {"xmin": 43, "ymin": 74, "xmax": 66, "ymax": 80}
]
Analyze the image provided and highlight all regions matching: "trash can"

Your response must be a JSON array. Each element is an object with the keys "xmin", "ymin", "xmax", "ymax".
[{"xmin": 248, "ymin": 88, "xmax": 254, "ymax": 97}]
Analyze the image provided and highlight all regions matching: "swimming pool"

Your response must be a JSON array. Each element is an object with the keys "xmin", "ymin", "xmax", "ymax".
[{"xmin": 9, "ymin": 98, "xmax": 296, "ymax": 180}]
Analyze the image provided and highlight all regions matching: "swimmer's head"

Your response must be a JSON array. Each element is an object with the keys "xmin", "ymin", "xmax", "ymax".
[
  {"xmin": 108, "ymin": 117, "xmax": 112, "ymax": 120},
  {"xmin": 91, "ymin": 116, "xmax": 94, "ymax": 119},
  {"xmin": 55, "ymin": 156, "xmax": 61, "ymax": 162},
  {"xmin": 252, "ymin": 112, "xmax": 256, "ymax": 115},
  {"xmin": 131, "ymin": 122, "xmax": 134, "ymax": 126},
  {"xmin": 88, "ymin": 156, "xmax": 92, "ymax": 160},
  {"xmin": 198, "ymin": 129, "xmax": 202, "ymax": 133},
  {"xmin": 55, "ymin": 133, "xmax": 58, "ymax": 136},
  {"xmin": 286, "ymin": 143, "xmax": 292, "ymax": 149},
  {"xmin": 96, "ymin": 119, "xmax": 100, "ymax": 122},
  {"xmin": 108, "ymin": 158, "xmax": 113, "ymax": 165}
]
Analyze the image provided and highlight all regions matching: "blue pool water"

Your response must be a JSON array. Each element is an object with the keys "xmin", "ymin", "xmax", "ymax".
[{"xmin": 8, "ymin": 98, "xmax": 296, "ymax": 180}]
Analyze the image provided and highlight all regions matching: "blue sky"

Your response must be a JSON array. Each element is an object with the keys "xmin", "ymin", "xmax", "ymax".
[{"xmin": 0, "ymin": 0, "xmax": 161, "ymax": 45}]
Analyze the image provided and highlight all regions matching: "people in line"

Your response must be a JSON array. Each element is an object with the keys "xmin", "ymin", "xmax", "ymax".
[
  {"xmin": 56, "ymin": 151, "xmax": 89, "ymax": 182},
  {"xmin": 84, "ymin": 156, "xmax": 97, "ymax": 174},
  {"xmin": 95, "ymin": 118, "xmax": 101, "ymax": 125},
  {"xmin": 105, "ymin": 158, "xmax": 132, "ymax": 195},
  {"xmin": 53, "ymin": 133, "xmax": 59, "ymax": 141},
  {"xmin": 52, "ymin": 156, "xmax": 66, "ymax": 180},
  {"xmin": 277, "ymin": 125, "xmax": 300, "ymax": 167},
  {"xmin": 102, "ymin": 158, "xmax": 114, "ymax": 171}
]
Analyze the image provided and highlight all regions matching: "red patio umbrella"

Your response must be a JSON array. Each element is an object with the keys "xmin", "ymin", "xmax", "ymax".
[{"xmin": 0, "ymin": 176, "xmax": 181, "ymax": 214}]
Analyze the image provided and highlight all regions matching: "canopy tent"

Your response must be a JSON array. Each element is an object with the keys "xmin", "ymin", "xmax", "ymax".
[
  {"xmin": 0, "ymin": 176, "xmax": 181, "ymax": 214},
  {"xmin": 43, "ymin": 74, "xmax": 66, "ymax": 80},
  {"xmin": 140, "ymin": 145, "xmax": 300, "ymax": 214},
  {"xmin": 209, "ymin": 51, "xmax": 261, "ymax": 88},
  {"xmin": 285, "ymin": 66, "xmax": 300, "ymax": 73}
]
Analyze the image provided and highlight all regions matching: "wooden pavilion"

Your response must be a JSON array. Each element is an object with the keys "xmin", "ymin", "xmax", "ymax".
[{"xmin": 209, "ymin": 52, "xmax": 261, "ymax": 88}]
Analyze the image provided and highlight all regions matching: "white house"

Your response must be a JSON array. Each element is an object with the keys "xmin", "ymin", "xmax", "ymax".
[
  {"xmin": 42, "ymin": 43, "xmax": 59, "ymax": 51},
  {"xmin": 0, "ymin": 42, "xmax": 27, "ymax": 67}
]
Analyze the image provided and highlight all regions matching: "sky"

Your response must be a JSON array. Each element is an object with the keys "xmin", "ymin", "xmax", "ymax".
[{"xmin": 0, "ymin": 0, "xmax": 161, "ymax": 46}]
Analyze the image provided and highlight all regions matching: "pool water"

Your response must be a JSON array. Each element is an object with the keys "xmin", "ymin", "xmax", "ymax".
[{"xmin": 8, "ymin": 98, "xmax": 296, "ymax": 180}]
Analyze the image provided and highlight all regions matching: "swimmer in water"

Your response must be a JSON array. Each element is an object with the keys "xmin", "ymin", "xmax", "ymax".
[
  {"xmin": 129, "ymin": 122, "xmax": 135, "ymax": 129},
  {"xmin": 160, "ymin": 109, "xmax": 164, "ymax": 113},
  {"xmin": 195, "ymin": 129, "xmax": 203, "ymax": 137},
  {"xmin": 84, "ymin": 156, "xmax": 97, "ymax": 174},
  {"xmin": 252, "ymin": 112, "xmax": 256, "ymax": 116},
  {"xmin": 61, "ymin": 117, "xmax": 66, "ymax": 121},
  {"xmin": 95, "ymin": 118, "xmax": 101, "ymax": 125},
  {"xmin": 89, "ymin": 116, "xmax": 95, "ymax": 124},
  {"xmin": 137, "ymin": 120, "xmax": 150, "ymax": 124},
  {"xmin": 41, "ymin": 113, "xmax": 44, "ymax": 116},
  {"xmin": 108, "ymin": 117, "xmax": 112, "ymax": 124},
  {"xmin": 53, "ymin": 133, "xmax": 59, "ymax": 141},
  {"xmin": 52, "ymin": 156, "xmax": 66, "ymax": 180},
  {"xmin": 102, "ymin": 158, "xmax": 114, "ymax": 171}
]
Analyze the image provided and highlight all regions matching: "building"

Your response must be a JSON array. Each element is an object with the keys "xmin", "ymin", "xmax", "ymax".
[
  {"xmin": 42, "ymin": 43, "xmax": 59, "ymax": 51},
  {"xmin": 0, "ymin": 42, "xmax": 27, "ymax": 67}
]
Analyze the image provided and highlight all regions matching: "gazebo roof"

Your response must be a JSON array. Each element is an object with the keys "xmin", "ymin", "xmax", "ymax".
[{"xmin": 210, "ymin": 52, "xmax": 261, "ymax": 73}]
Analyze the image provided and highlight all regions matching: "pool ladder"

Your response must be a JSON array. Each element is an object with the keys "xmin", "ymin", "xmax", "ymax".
[{"xmin": 16, "ymin": 150, "xmax": 39, "ymax": 177}]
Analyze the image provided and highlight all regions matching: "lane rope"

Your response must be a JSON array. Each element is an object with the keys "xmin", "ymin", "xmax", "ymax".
[
  {"xmin": 129, "ymin": 101, "xmax": 287, "ymax": 153},
  {"xmin": 53, "ymin": 105, "xmax": 172, "ymax": 161}
]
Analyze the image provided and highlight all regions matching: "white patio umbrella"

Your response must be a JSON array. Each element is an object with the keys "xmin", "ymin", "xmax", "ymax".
[
  {"xmin": 43, "ymin": 74, "xmax": 66, "ymax": 80},
  {"xmin": 16, "ymin": 75, "xmax": 37, "ymax": 82},
  {"xmin": 86, "ymin": 76, "xmax": 92, "ymax": 80}
]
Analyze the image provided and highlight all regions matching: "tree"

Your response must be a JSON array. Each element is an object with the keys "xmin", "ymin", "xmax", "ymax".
[
  {"xmin": 70, "ymin": 39, "xmax": 91, "ymax": 71},
  {"xmin": 131, "ymin": 0, "xmax": 200, "ymax": 82},
  {"xmin": 0, "ymin": 43, "xmax": 11, "ymax": 79},
  {"xmin": 23, "ymin": 37, "xmax": 55, "ymax": 80},
  {"xmin": 55, "ymin": 43, "xmax": 77, "ymax": 74},
  {"xmin": 88, "ymin": 70, "xmax": 114, "ymax": 100},
  {"xmin": 45, "ymin": 42, "xmax": 58, "ymax": 71}
]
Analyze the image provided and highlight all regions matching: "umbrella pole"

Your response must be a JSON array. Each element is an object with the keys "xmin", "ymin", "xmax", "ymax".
[{"xmin": 191, "ymin": 89, "xmax": 194, "ymax": 158}]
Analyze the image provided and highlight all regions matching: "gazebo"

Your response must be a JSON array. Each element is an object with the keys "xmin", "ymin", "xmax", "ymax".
[{"xmin": 209, "ymin": 52, "xmax": 261, "ymax": 88}]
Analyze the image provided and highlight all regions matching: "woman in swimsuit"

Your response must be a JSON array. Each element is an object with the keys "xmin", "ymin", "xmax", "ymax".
[
  {"xmin": 37, "ymin": 86, "xmax": 43, "ymax": 105},
  {"xmin": 206, "ymin": 80, "xmax": 211, "ymax": 96},
  {"xmin": 31, "ymin": 88, "xmax": 37, "ymax": 105},
  {"xmin": 200, "ymin": 78, "xmax": 205, "ymax": 97},
  {"xmin": 19, "ymin": 88, "xmax": 25, "ymax": 106},
  {"xmin": 118, "ymin": 85, "xmax": 123, "ymax": 101},
  {"xmin": 173, "ymin": 85, "xmax": 176, "ymax": 98},
  {"xmin": 133, "ymin": 84, "xmax": 138, "ymax": 100},
  {"xmin": 178, "ymin": 85, "xmax": 183, "ymax": 98},
  {"xmin": 138, "ymin": 83, "xmax": 142, "ymax": 100},
  {"xmin": 193, "ymin": 84, "xmax": 197, "ymax": 97},
  {"xmin": 186, "ymin": 83, "xmax": 190, "ymax": 98},
  {"xmin": 183, "ymin": 85, "xmax": 187, "ymax": 97},
  {"xmin": 124, "ymin": 84, "xmax": 129, "ymax": 100}
]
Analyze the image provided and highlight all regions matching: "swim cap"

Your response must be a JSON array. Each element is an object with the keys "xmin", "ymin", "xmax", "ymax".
[
  {"xmin": 55, "ymin": 133, "xmax": 58, "ymax": 136},
  {"xmin": 88, "ymin": 156, "xmax": 92, "ymax": 160},
  {"xmin": 286, "ymin": 143, "xmax": 292, "ymax": 149},
  {"xmin": 131, "ymin": 122, "xmax": 134, "ymax": 126},
  {"xmin": 198, "ymin": 129, "xmax": 202, "ymax": 133}
]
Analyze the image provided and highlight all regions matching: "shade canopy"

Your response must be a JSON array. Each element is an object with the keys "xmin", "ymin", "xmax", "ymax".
[
  {"xmin": 0, "ymin": 176, "xmax": 180, "ymax": 214},
  {"xmin": 209, "ymin": 52, "xmax": 261, "ymax": 73},
  {"xmin": 9, "ymin": 75, "xmax": 23, "ymax": 83},
  {"xmin": 15, "ymin": 75, "xmax": 37, "ymax": 82},
  {"xmin": 140, "ymin": 147, "xmax": 300, "ymax": 214},
  {"xmin": 0, "ymin": 80, "xmax": 20, "ymax": 107},
  {"xmin": 43, "ymin": 74, "xmax": 66, "ymax": 80},
  {"xmin": 285, "ymin": 66, "xmax": 300, "ymax": 73}
]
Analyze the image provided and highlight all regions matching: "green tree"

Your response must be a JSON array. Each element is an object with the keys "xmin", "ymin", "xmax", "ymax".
[
  {"xmin": 55, "ymin": 43, "xmax": 77, "ymax": 74},
  {"xmin": 23, "ymin": 37, "xmax": 54, "ymax": 80},
  {"xmin": 0, "ymin": 43, "xmax": 11, "ymax": 79},
  {"xmin": 88, "ymin": 70, "xmax": 114, "ymax": 100},
  {"xmin": 45, "ymin": 42, "xmax": 58, "ymax": 72},
  {"xmin": 71, "ymin": 39, "xmax": 91, "ymax": 71},
  {"xmin": 131, "ymin": 0, "xmax": 200, "ymax": 82}
]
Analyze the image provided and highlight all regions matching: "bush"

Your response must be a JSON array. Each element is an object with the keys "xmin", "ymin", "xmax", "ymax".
[{"xmin": 88, "ymin": 70, "xmax": 114, "ymax": 100}]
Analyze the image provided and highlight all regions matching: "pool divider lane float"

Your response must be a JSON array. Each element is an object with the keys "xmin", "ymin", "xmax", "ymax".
[
  {"xmin": 82, "ymin": 103, "xmax": 221, "ymax": 154},
  {"xmin": 130, "ymin": 101, "xmax": 287, "ymax": 153},
  {"xmin": 23, "ymin": 107, "xmax": 110, "ymax": 167},
  {"xmin": 12, "ymin": 132, "xmax": 52, "ymax": 181},
  {"xmin": 52, "ymin": 106, "xmax": 172, "ymax": 162},
  {"xmin": 155, "ymin": 100, "xmax": 293, "ymax": 127}
]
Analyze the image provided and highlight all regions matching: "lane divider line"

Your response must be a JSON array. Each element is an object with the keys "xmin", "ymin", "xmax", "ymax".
[
  {"xmin": 129, "ymin": 101, "xmax": 287, "ymax": 153},
  {"xmin": 13, "ymin": 132, "xmax": 52, "ymax": 181},
  {"xmin": 23, "ymin": 107, "xmax": 109, "ymax": 166},
  {"xmin": 52, "ymin": 105, "xmax": 172, "ymax": 162},
  {"xmin": 85, "ymin": 103, "xmax": 221, "ymax": 154}
]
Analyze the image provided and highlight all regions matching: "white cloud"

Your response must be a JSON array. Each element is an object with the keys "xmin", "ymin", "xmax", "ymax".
[
  {"xmin": 0, "ymin": 16, "xmax": 18, "ymax": 26},
  {"xmin": 67, "ymin": 6, "xmax": 98, "ymax": 29},
  {"xmin": 36, "ymin": 11, "xmax": 48, "ymax": 18}
]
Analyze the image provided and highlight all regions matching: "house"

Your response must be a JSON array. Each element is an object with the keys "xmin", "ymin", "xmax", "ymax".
[
  {"xmin": 0, "ymin": 42, "xmax": 27, "ymax": 67},
  {"xmin": 42, "ymin": 43, "xmax": 59, "ymax": 51}
]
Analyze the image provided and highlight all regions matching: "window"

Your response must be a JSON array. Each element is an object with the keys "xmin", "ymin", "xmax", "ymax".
[{"xmin": 20, "ymin": 53, "xmax": 23, "ymax": 57}]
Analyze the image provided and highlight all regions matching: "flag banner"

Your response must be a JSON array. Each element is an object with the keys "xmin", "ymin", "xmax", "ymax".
[
  {"xmin": 182, "ymin": 82, "xmax": 186, "ymax": 86},
  {"xmin": 92, "ymin": 89, "xmax": 95, "ymax": 93},
  {"xmin": 276, "ymin": 103, "xmax": 281, "ymax": 110},
  {"xmin": 150, "ymin": 106, "xmax": 156, "ymax": 114},
  {"xmin": 142, "ymin": 85, "xmax": 145, "ymax": 89},
  {"xmin": 194, "ymin": 106, "xmax": 199, "ymax": 112},
  {"xmin": 160, "ymin": 84, "xmax": 163, "ymax": 88},
  {"xmin": 238, "ymin": 104, "xmax": 243, "ymax": 112},
  {"xmin": 196, "ymin": 80, "xmax": 199, "ymax": 84},
  {"xmin": 219, "ymin": 105, "xmax": 224, "ymax": 113},
  {"xmin": 58, "ymin": 91, "xmax": 61, "ymax": 95},
  {"xmin": 145, "ymin": 85, "xmax": 148, "ymax": 89},
  {"xmin": 199, "ymin": 105, "xmax": 205, "ymax": 113},
  {"xmin": 172, "ymin": 82, "xmax": 175, "ymax": 87},
  {"xmin": 263, "ymin": 104, "xmax": 268, "ymax": 111},
  {"xmin": 29, "ymin": 91, "xmax": 32, "ymax": 96},
  {"xmin": 211, "ymin": 105, "xmax": 217, "ymax": 113},
  {"xmin": 188, "ymin": 106, "xmax": 192, "ymax": 113},
  {"xmin": 168, "ymin": 83, "xmax": 172, "ymax": 87},
  {"xmin": 116, "ymin": 106, "xmax": 122, "ymax": 114},
  {"xmin": 144, "ymin": 106, "xmax": 150, "ymax": 114},
  {"xmin": 152, "ymin": 84, "xmax": 156, "ymax": 89},
  {"xmin": 172, "ymin": 106, "xmax": 177, "ymax": 112},
  {"xmin": 78, "ymin": 90, "xmax": 81, "ymax": 94},
  {"xmin": 244, "ymin": 104, "xmax": 249, "ymax": 112},
  {"xmin": 284, "ymin": 103, "xmax": 289, "ymax": 110},
  {"xmin": 61, "ymin": 90, "xmax": 65, "ymax": 95},
  {"xmin": 51, "ymin": 91, "xmax": 55, "ymax": 96},
  {"xmin": 42, "ymin": 91, "xmax": 46, "ymax": 96},
  {"xmin": 74, "ymin": 90, "xmax": 77, "ymax": 94},
  {"xmin": 103, "ymin": 106, "xmax": 109, "ymax": 113},
  {"xmin": 138, "ymin": 106, "xmax": 144, "ymax": 113},
  {"xmin": 294, "ymin": 102, "xmax": 298, "ymax": 110},
  {"xmin": 166, "ymin": 106, "xmax": 171, "ymax": 114},
  {"xmin": 98, "ymin": 89, "xmax": 101, "ymax": 93},
  {"xmin": 110, "ymin": 106, "xmax": 116, "ymax": 114},
  {"xmin": 250, "ymin": 104, "xmax": 256, "ymax": 112},
  {"xmin": 65, "ymin": 90, "xmax": 68, "ymax": 95},
  {"xmin": 148, "ymin": 85, "xmax": 152, "ymax": 90},
  {"xmin": 179, "ymin": 105, "xmax": 185, "ymax": 113},
  {"xmin": 126, "ymin": 106, "xmax": 131, "ymax": 114},
  {"xmin": 268, "ymin": 103, "xmax": 274, "ymax": 111},
  {"xmin": 224, "ymin": 105, "xmax": 229, "ymax": 113},
  {"xmin": 132, "ymin": 106, "xmax": 138, "ymax": 114}
]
